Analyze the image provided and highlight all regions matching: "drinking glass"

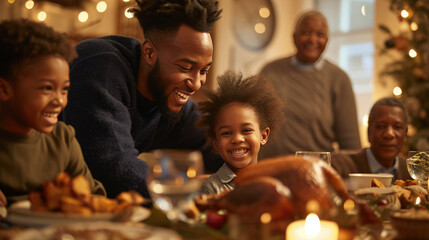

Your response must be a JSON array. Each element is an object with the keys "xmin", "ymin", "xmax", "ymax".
[
  {"xmin": 146, "ymin": 149, "xmax": 204, "ymax": 224},
  {"xmin": 295, "ymin": 151, "xmax": 332, "ymax": 166},
  {"xmin": 407, "ymin": 151, "xmax": 429, "ymax": 182}
]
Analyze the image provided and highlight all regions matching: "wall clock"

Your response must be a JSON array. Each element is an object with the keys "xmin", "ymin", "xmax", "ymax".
[{"xmin": 232, "ymin": 0, "xmax": 276, "ymax": 51}]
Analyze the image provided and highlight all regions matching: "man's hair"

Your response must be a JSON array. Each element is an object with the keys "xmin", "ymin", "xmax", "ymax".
[
  {"xmin": 294, "ymin": 10, "xmax": 329, "ymax": 37},
  {"xmin": 0, "ymin": 19, "xmax": 77, "ymax": 80},
  {"xmin": 197, "ymin": 70, "xmax": 284, "ymax": 139},
  {"xmin": 129, "ymin": 0, "xmax": 222, "ymax": 40},
  {"xmin": 368, "ymin": 97, "xmax": 408, "ymax": 126}
]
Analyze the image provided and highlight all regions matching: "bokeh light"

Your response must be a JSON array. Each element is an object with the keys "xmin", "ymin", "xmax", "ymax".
[
  {"xmin": 78, "ymin": 11, "xmax": 89, "ymax": 22},
  {"xmin": 259, "ymin": 7, "xmax": 270, "ymax": 18},
  {"xmin": 362, "ymin": 114, "xmax": 369, "ymax": 127},
  {"xmin": 125, "ymin": 7, "xmax": 133, "ymax": 18},
  {"xmin": 260, "ymin": 213, "xmax": 272, "ymax": 224},
  {"xmin": 96, "ymin": 1, "xmax": 107, "ymax": 13},
  {"xmin": 8, "ymin": 0, "xmax": 15, "ymax": 4},
  {"xmin": 361, "ymin": 5, "xmax": 366, "ymax": 16},
  {"xmin": 37, "ymin": 11, "xmax": 47, "ymax": 21},
  {"xmin": 254, "ymin": 23, "xmax": 266, "ymax": 34},
  {"xmin": 401, "ymin": 9, "xmax": 409, "ymax": 18},
  {"xmin": 25, "ymin": 0, "xmax": 34, "ymax": 9},
  {"xmin": 393, "ymin": 86, "xmax": 402, "ymax": 96},
  {"xmin": 411, "ymin": 22, "xmax": 418, "ymax": 31},
  {"xmin": 409, "ymin": 49, "xmax": 417, "ymax": 58}
]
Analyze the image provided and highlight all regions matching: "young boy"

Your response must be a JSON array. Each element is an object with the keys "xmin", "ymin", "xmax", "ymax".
[
  {"xmin": 0, "ymin": 19, "xmax": 105, "ymax": 206},
  {"xmin": 198, "ymin": 71, "xmax": 284, "ymax": 194}
]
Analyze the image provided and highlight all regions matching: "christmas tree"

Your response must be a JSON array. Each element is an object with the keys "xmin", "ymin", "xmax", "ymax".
[{"xmin": 379, "ymin": 0, "xmax": 429, "ymax": 150}]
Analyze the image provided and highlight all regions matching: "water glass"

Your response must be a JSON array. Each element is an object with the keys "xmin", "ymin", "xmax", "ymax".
[
  {"xmin": 146, "ymin": 149, "xmax": 204, "ymax": 223},
  {"xmin": 295, "ymin": 151, "xmax": 331, "ymax": 166},
  {"xmin": 407, "ymin": 151, "xmax": 429, "ymax": 182}
]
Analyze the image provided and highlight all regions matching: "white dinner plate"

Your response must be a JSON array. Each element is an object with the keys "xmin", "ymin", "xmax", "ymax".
[
  {"xmin": 12, "ymin": 221, "xmax": 181, "ymax": 240},
  {"xmin": 6, "ymin": 200, "xmax": 151, "ymax": 227}
]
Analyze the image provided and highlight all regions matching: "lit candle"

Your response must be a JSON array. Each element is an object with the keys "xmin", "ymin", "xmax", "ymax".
[{"xmin": 286, "ymin": 213, "xmax": 339, "ymax": 240}]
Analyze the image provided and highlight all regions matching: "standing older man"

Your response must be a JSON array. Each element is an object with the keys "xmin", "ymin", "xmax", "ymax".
[
  {"xmin": 62, "ymin": 0, "xmax": 223, "ymax": 198},
  {"xmin": 331, "ymin": 97, "xmax": 411, "ymax": 180},
  {"xmin": 259, "ymin": 10, "xmax": 361, "ymax": 158}
]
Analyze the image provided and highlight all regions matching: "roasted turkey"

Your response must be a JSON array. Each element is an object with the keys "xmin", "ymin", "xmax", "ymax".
[
  {"xmin": 234, "ymin": 155, "xmax": 349, "ymax": 215},
  {"xmin": 215, "ymin": 176, "xmax": 295, "ymax": 222},
  {"xmin": 196, "ymin": 155, "xmax": 381, "ymax": 232},
  {"xmin": 198, "ymin": 156, "xmax": 349, "ymax": 223}
]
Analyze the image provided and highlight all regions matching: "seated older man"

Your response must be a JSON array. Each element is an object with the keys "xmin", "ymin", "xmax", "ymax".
[{"xmin": 331, "ymin": 97, "xmax": 411, "ymax": 181}]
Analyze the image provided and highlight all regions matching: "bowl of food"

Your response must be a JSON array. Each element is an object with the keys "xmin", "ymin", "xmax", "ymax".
[
  {"xmin": 391, "ymin": 209, "xmax": 429, "ymax": 239},
  {"xmin": 348, "ymin": 173, "xmax": 393, "ymax": 190}
]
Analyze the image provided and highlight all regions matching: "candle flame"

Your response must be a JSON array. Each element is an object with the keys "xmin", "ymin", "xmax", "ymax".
[{"xmin": 304, "ymin": 213, "xmax": 321, "ymax": 236}]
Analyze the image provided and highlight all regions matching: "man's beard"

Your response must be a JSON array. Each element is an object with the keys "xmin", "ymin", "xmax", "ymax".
[{"xmin": 147, "ymin": 60, "xmax": 184, "ymax": 121}]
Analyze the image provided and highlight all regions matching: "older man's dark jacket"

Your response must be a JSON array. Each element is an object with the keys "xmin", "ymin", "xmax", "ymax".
[{"xmin": 331, "ymin": 148, "xmax": 411, "ymax": 180}]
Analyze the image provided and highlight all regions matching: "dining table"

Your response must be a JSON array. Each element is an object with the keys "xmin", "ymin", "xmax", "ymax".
[
  {"xmin": 0, "ymin": 203, "xmax": 401, "ymax": 240},
  {"xmin": 0, "ymin": 203, "xmax": 233, "ymax": 240}
]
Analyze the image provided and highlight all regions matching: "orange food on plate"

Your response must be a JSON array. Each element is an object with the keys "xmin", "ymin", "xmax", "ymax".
[{"xmin": 28, "ymin": 172, "xmax": 147, "ymax": 216}]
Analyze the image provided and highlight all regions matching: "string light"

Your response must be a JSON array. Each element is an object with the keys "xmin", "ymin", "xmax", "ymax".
[
  {"xmin": 254, "ymin": 23, "xmax": 266, "ymax": 34},
  {"xmin": 124, "ymin": 7, "xmax": 133, "ymax": 18},
  {"xmin": 37, "ymin": 11, "xmax": 47, "ymax": 21},
  {"xmin": 16, "ymin": 0, "xmax": 134, "ymax": 30},
  {"xmin": 96, "ymin": 1, "xmax": 107, "ymax": 13},
  {"xmin": 259, "ymin": 7, "xmax": 270, "ymax": 18},
  {"xmin": 411, "ymin": 22, "xmax": 418, "ymax": 31},
  {"xmin": 409, "ymin": 49, "xmax": 417, "ymax": 58},
  {"xmin": 25, "ymin": 0, "xmax": 34, "ymax": 9},
  {"xmin": 78, "ymin": 11, "xmax": 89, "ymax": 22},
  {"xmin": 401, "ymin": 9, "xmax": 409, "ymax": 18},
  {"xmin": 393, "ymin": 86, "xmax": 402, "ymax": 96}
]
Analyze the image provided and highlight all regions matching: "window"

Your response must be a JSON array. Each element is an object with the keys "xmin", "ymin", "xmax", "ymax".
[{"xmin": 316, "ymin": 0, "xmax": 374, "ymax": 133}]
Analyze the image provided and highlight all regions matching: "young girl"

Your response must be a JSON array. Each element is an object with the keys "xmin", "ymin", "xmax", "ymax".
[{"xmin": 198, "ymin": 71, "xmax": 284, "ymax": 194}]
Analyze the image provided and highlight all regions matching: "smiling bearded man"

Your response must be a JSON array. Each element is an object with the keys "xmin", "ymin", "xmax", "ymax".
[
  {"xmin": 147, "ymin": 60, "xmax": 183, "ymax": 121},
  {"xmin": 62, "ymin": 0, "xmax": 223, "ymax": 198}
]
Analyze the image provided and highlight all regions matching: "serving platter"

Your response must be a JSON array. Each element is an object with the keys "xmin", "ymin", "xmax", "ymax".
[
  {"xmin": 5, "ymin": 200, "xmax": 151, "ymax": 227},
  {"xmin": 12, "ymin": 221, "xmax": 181, "ymax": 240}
]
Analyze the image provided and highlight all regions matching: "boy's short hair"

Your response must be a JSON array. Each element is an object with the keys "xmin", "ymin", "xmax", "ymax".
[
  {"xmin": 129, "ymin": 0, "xmax": 222, "ymax": 40},
  {"xmin": 197, "ymin": 70, "xmax": 284, "ymax": 139},
  {"xmin": 0, "ymin": 19, "xmax": 77, "ymax": 80}
]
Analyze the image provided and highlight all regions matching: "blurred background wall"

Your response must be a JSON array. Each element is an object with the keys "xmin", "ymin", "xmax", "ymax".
[{"xmin": 0, "ymin": 0, "xmax": 405, "ymax": 148}]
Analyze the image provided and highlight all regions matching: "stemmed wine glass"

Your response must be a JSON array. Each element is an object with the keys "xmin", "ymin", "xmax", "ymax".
[
  {"xmin": 146, "ymin": 149, "xmax": 204, "ymax": 224},
  {"xmin": 407, "ymin": 151, "xmax": 429, "ymax": 183},
  {"xmin": 295, "ymin": 151, "xmax": 332, "ymax": 166}
]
